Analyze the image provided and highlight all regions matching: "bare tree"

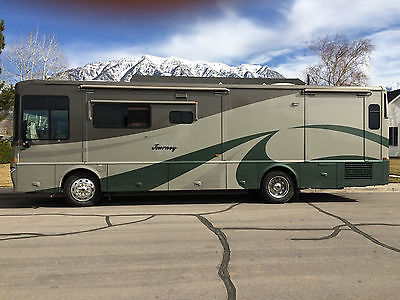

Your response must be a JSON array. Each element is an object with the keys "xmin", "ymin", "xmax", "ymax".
[
  {"xmin": 3, "ymin": 28, "xmax": 67, "ymax": 82},
  {"xmin": 305, "ymin": 35, "xmax": 374, "ymax": 86}
]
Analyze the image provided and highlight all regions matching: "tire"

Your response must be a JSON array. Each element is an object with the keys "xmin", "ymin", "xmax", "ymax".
[
  {"xmin": 63, "ymin": 173, "xmax": 101, "ymax": 207},
  {"xmin": 260, "ymin": 170, "xmax": 295, "ymax": 204}
]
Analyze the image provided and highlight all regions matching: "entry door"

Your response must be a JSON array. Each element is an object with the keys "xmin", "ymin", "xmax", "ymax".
[{"xmin": 169, "ymin": 92, "xmax": 225, "ymax": 190}]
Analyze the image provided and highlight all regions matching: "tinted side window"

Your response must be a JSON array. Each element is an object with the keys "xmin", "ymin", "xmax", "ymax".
[
  {"xmin": 22, "ymin": 95, "xmax": 69, "ymax": 140},
  {"xmin": 93, "ymin": 104, "xmax": 151, "ymax": 129},
  {"xmin": 368, "ymin": 104, "xmax": 380, "ymax": 130},
  {"xmin": 128, "ymin": 106, "xmax": 151, "ymax": 128},
  {"xmin": 169, "ymin": 111, "xmax": 194, "ymax": 124},
  {"xmin": 93, "ymin": 104, "xmax": 125, "ymax": 128},
  {"xmin": 389, "ymin": 127, "xmax": 399, "ymax": 146}
]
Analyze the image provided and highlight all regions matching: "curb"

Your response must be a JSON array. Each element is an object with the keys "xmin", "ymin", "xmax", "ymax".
[
  {"xmin": 0, "ymin": 187, "xmax": 14, "ymax": 194},
  {"xmin": 302, "ymin": 183, "xmax": 400, "ymax": 193}
]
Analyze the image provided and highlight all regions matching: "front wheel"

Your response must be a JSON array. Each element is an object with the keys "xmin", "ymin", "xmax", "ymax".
[
  {"xmin": 260, "ymin": 170, "xmax": 295, "ymax": 204},
  {"xmin": 63, "ymin": 173, "xmax": 101, "ymax": 206}
]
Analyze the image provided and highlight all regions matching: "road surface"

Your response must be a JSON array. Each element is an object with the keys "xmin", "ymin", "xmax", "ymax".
[{"xmin": 0, "ymin": 191, "xmax": 399, "ymax": 299}]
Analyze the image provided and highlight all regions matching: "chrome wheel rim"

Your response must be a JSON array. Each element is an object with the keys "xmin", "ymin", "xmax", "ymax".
[
  {"xmin": 70, "ymin": 178, "xmax": 96, "ymax": 202},
  {"xmin": 267, "ymin": 176, "xmax": 289, "ymax": 199}
]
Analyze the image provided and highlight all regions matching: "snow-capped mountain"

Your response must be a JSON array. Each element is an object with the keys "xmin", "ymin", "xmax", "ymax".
[
  {"xmin": 387, "ymin": 82, "xmax": 400, "ymax": 91},
  {"xmin": 53, "ymin": 55, "xmax": 284, "ymax": 82}
]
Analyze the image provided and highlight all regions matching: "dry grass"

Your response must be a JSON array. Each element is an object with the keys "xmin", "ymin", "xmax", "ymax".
[
  {"xmin": 0, "ymin": 164, "xmax": 12, "ymax": 187},
  {"xmin": 389, "ymin": 158, "xmax": 400, "ymax": 183},
  {"xmin": 1, "ymin": 160, "xmax": 399, "ymax": 187},
  {"xmin": 390, "ymin": 158, "xmax": 400, "ymax": 174}
]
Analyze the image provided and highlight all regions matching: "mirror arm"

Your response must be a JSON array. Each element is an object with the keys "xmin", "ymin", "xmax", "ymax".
[{"xmin": 21, "ymin": 120, "xmax": 30, "ymax": 148}]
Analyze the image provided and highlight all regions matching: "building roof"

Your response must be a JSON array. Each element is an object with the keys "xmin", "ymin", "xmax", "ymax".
[{"xmin": 388, "ymin": 89, "xmax": 400, "ymax": 103}]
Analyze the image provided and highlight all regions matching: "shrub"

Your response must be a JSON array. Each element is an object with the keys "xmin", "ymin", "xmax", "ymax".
[{"xmin": 0, "ymin": 139, "xmax": 12, "ymax": 163}]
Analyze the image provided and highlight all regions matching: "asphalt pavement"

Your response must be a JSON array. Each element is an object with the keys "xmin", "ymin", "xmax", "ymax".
[{"xmin": 0, "ymin": 190, "xmax": 399, "ymax": 299}]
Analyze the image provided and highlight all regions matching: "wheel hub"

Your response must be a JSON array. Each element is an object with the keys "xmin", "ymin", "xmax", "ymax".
[
  {"xmin": 71, "ymin": 178, "xmax": 96, "ymax": 202},
  {"xmin": 268, "ymin": 176, "xmax": 289, "ymax": 199},
  {"xmin": 273, "ymin": 182, "xmax": 282, "ymax": 191}
]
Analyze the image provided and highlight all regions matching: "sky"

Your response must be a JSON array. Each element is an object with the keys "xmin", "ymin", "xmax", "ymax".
[{"xmin": 1, "ymin": 0, "xmax": 400, "ymax": 86}]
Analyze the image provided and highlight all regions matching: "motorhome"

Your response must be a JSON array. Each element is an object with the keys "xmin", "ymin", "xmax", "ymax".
[{"xmin": 11, "ymin": 77, "xmax": 389, "ymax": 206}]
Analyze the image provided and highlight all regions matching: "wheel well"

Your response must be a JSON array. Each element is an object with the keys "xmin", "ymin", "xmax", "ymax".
[
  {"xmin": 260, "ymin": 166, "xmax": 298, "ymax": 189},
  {"xmin": 61, "ymin": 168, "xmax": 100, "ymax": 191}
]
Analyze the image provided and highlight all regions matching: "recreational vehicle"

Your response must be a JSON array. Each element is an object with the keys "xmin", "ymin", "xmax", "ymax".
[{"xmin": 11, "ymin": 77, "xmax": 389, "ymax": 206}]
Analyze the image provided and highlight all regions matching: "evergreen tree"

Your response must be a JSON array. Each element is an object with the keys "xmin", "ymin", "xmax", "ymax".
[
  {"xmin": 0, "ymin": 20, "xmax": 15, "ymax": 122},
  {"xmin": 0, "ymin": 19, "xmax": 5, "ymax": 74}
]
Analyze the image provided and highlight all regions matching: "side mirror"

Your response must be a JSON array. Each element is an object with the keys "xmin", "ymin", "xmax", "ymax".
[
  {"xmin": 21, "ymin": 120, "xmax": 30, "ymax": 148},
  {"xmin": 22, "ymin": 140, "xmax": 31, "ymax": 148}
]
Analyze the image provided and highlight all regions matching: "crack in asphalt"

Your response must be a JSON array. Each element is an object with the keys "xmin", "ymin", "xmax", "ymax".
[
  {"xmin": 293, "ymin": 223, "xmax": 400, "ymax": 241},
  {"xmin": 222, "ymin": 226, "xmax": 339, "ymax": 231},
  {"xmin": 222, "ymin": 225, "xmax": 351, "ymax": 241},
  {"xmin": 105, "ymin": 215, "xmax": 112, "ymax": 227},
  {"xmin": 292, "ymin": 225, "xmax": 346, "ymax": 241},
  {"xmin": 0, "ymin": 203, "xmax": 240, "ymax": 218},
  {"xmin": 1, "ymin": 200, "xmax": 398, "ymax": 298},
  {"xmin": 0, "ymin": 215, "xmax": 155, "ymax": 242},
  {"xmin": 221, "ymin": 212, "xmax": 400, "ymax": 250},
  {"xmin": 222, "ymin": 221, "xmax": 400, "ymax": 244},
  {"xmin": 0, "ymin": 203, "xmax": 240, "ymax": 300},
  {"xmin": 307, "ymin": 202, "xmax": 400, "ymax": 253},
  {"xmin": 197, "ymin": 215, "xmax": 236, "ymax": 300}
]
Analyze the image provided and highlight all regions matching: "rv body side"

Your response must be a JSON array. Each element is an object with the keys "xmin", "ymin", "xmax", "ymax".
[
  {"xmin": 388, "ymin": 92, "xmax": 400, "ymax": 157},
  {"xmin": 11, "ymin": 80, "xmax": 389, "ymax": 203}
]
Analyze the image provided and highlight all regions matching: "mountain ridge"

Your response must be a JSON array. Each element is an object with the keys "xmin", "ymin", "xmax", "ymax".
[
  {"xmin": 387, "ymin": 81, "xmax": 400, "ymax": 91},
  {"xmin": 53, "ymin": 55, "xmax": 284, "ymax": 82}
]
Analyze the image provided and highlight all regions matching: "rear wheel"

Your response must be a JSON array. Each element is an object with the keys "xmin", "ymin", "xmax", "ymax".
[
  {"xmin": 260, "ymin": 170, "xmax": 295, "ymax": 204},
  {"xmin": 63, "ymin": 173, "xmax": 101, "ymax": 206}
]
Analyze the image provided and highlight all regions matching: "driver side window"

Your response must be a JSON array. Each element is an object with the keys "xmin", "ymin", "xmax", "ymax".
[{"xmin": 22, "ymin": 95, "xmax": 69, "ymax": 140}]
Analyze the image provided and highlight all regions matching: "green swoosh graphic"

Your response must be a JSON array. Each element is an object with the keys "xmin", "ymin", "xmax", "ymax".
[
  {"xmin": 297, "ymin": 124, "xmax": 389, "ymax": 147},
  {"xmin": 310, "ymin": 155, "xmax": 379, "ymax": 161},
  {"xmin": 235, "ymin": 132, "xmax": 277, "ymax": 187},
  {"xmin": 105, "ymin": 130, "xmax": 277, "ymax": 191}
]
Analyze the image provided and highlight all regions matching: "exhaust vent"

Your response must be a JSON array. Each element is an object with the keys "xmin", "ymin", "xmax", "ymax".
[{"xmin": 345, "ymin": 163, "xmax": 372, "ymax": 179}]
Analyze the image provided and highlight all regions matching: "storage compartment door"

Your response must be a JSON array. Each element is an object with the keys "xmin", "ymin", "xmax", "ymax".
[{"xmin": 306, "ymin": 93, "xmax": 364, "ymax": 161}]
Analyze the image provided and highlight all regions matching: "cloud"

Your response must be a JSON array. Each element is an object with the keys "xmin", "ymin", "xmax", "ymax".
[
  {"xmin": 248, "ymin": 49, "xmax": 293, "ymax": 65},
  {"xmin": 368, "ymin": 29, "xmax": 400, "ymax": 86},
  {"xmin": 285, "ymin": 0, "xmax": 400, "ymax": 39},
  {"xmin": 274, "ymin": 55, "xmax": 319, "ymax": 79},
  {"xmin": 64, "ymin": 42, "xmax": 149, "ymax": 67},
  {"xmin": 62, "ymin": 0, "xmax": 400, "ymax": 84},
  {"xmin": 64, "ymin": 8, "xmax": 284, "ymax": 66},
  {"xmin": 153, "ymin": 9, "xmax": 279, "ymax": 63}
]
